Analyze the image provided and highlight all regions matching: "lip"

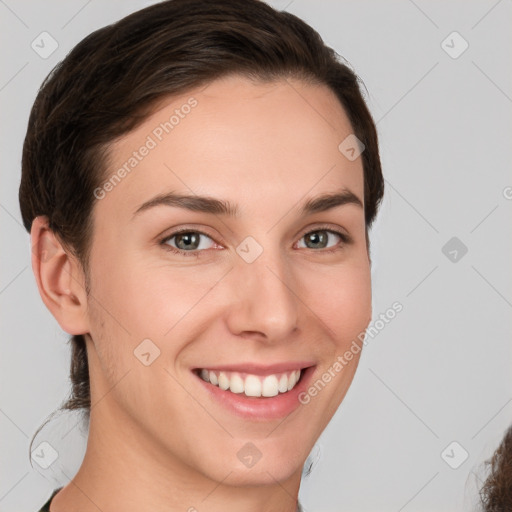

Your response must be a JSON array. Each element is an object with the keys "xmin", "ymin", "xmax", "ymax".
[
  {"xmin": 191, "ymin": 361, "xmax": 316, "ymax": 376},
  {"xmin": 192, "ymin": 364, "xmax": 317, "ymax": 420}
]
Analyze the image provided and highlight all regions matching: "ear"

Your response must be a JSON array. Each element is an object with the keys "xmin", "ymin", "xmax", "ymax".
[{"xmin": 30, "ymin": 216, "xmax": 90, "ymax": 335}]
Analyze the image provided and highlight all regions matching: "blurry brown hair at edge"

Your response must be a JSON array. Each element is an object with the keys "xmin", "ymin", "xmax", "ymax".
[{"xmin": 478, "ymin": 425, "xmax": 512, "ymax": 511}]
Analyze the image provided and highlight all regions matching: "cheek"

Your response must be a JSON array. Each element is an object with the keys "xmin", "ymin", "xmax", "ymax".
[
  {"xmin": 88, "ymin": 246, "xmax": 187, "ymax": 340},
  {"xmin": 305, "ymin": 262, "xmax": 372, "ymax": 345},
  {"xmin": 94, "ymin": 258, "xmax": 372, "ymax": 364},
  {"xmin": 115, "ymin": 264, "xmax": 225, "ymax": 341},
  {"xmin": 83, "ymin": 248, "xmax": 173, "ymax": 391}
]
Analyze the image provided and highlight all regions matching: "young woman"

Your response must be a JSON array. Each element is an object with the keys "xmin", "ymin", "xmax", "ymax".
[{"xmin": 20, "ymin": 0, "xmax": 384, "ymax": 510}]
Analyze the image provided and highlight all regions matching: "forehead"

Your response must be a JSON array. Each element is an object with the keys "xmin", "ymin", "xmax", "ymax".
[{"xmin": 97, "ymin": 74, "xmax": 364, "ymax": 224}]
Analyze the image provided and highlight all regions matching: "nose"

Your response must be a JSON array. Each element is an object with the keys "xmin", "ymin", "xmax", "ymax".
[{"xmin": 225, "ymin": 246, "xmax": 299, "ymax": 344}]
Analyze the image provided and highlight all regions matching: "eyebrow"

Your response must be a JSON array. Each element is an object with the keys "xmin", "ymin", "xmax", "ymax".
[{"xmin": 131, "ymin": 188, "xmax": 363, "ymax": 219}]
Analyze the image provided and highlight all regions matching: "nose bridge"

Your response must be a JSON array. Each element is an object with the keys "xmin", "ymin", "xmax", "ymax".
[{"xmin": 229, "ymin": 239, "xmax": 299, "ymax": 338}]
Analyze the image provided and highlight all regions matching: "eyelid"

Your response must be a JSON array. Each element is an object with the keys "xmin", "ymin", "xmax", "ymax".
[
  {"xmin": 158, "ymin": 226, "xmax": 221, "ymax": 253},
  {"xmin": 296, "ymin": 223, "xmax": 351, "ymax": 242}
]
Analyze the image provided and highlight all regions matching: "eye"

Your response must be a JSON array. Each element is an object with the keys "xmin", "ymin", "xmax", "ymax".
[
  {"xmin": 160, "ymin": 229, "xmax": 216, "ymax": 258},
  {"xmin": 159, "ymin": 225, "xmax": 352, "ymax": 258},
  {"xmin": 296, "ymin": 227, "xmax": 351, "ymax": 253}
]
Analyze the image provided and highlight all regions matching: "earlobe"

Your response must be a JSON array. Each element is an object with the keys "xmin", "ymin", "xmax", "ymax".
[{"xmin": 31, "ymin": 216, "xmax": 90, "ymax": 335}]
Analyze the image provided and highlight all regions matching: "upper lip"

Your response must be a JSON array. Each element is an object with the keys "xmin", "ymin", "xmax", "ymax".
[{"xmin": 192, "ymin": 361, "xmax": 315, "ymax": 376}]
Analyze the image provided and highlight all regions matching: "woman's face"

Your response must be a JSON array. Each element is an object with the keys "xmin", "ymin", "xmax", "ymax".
[{"xmin": 84, "ymin": 74, "xmax": 372, "ymax": 485}]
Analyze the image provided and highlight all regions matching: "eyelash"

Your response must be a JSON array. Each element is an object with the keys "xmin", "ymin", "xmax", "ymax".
[{"xmin": 159, "ymin": 225, "xmax": 352, "ymax": 258}]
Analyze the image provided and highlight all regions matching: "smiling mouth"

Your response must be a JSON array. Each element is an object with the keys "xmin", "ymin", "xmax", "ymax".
[{"xmin": 192, "ymin": 368, "xmax": 305, "ymax": 398}]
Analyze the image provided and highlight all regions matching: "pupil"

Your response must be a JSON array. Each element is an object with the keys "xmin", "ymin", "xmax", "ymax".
[
  {"xmin": 308, "ymin": 231, "xmax": 326, "ymax": 248},
  {"xmin": 178, "ymin": 232, "xmax": 198, "ymax": 250}
]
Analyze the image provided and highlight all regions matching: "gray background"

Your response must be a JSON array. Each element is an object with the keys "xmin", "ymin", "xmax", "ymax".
[{"xmin": 1, "ymin": 1, "xmax": 511, "ymax": 511}]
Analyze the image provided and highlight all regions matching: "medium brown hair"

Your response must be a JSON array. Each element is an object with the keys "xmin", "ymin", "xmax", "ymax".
[
  {"xmin": 20, "ymin": 0, "xmax": 384, "ymax": 430},
  {"xmin": 479, "ymin": 425, "xmax": 512, "ymax": 511}
]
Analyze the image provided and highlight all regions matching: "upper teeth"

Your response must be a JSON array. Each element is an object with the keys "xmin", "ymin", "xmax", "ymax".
[{"xmin": 199, "ymin": 369, "xmax": 302, "ymax": 397}]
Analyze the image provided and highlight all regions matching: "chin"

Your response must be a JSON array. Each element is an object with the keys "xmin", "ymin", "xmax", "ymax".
[
  {"xmin": 218, "ymin": 460, "xmax": 304, "ymax": 487},
  {"xmin": 202, "ymin": 443, "xmax": 308, "ymax": 487}
]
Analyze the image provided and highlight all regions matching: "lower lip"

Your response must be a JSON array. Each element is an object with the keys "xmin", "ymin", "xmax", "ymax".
[{"xmin": 193, "ymin": 366, "xmax": 316, "ymax": 420}]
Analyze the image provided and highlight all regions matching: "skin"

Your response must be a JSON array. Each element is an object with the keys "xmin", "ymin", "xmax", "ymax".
[{"xmin": 31, "ymin": 74, "xmax": 372, "ymax": 512}]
